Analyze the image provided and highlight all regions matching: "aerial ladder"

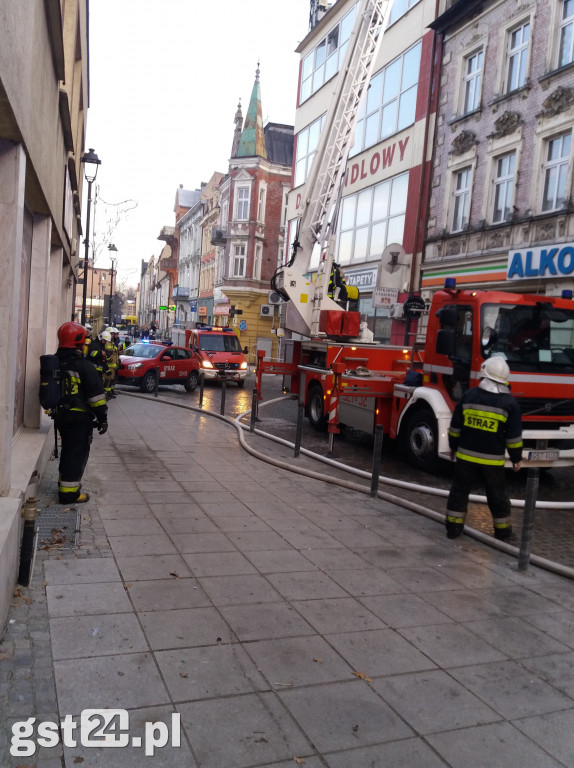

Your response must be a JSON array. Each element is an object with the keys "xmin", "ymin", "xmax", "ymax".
[{"xmin": 272, "ymin": 0, "xmax": 391, "ymax": 338}]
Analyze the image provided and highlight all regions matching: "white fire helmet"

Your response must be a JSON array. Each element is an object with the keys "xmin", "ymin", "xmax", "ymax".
[
  {"xmin": 101, "ymin": 329, "xmax": 112, "ymax": 342},
  {"xmin": 480, "ymin": 356, "xmax": 509, "ymax": 385},
  {"xmin": 85, "ymin": 323, "xmax": 92, "ymax": 331}
]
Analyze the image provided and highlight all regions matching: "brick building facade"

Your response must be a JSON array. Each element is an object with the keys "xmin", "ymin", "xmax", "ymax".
[{"xmin": 217, "ymin": 69, "xmax": 293, "ymax": 361}]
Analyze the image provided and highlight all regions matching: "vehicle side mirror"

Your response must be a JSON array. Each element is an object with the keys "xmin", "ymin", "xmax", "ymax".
[
  {"xmin": 436, "ymin": 328, "xmax": 455, "ymax": 357},
  {"xmin": 161, "ymin": 355, "xmax": 171, "ymax": 361},
  {"xmin": 243, "ymin": 347, "xmax": 249, "ymax": 355},
  {"xmin": 436, "ymin": 307, "xmax": 458, "ymax": 327},
  {"xmin": 481, "ymin": 326, "xmax": 498, "ymax": 350}
]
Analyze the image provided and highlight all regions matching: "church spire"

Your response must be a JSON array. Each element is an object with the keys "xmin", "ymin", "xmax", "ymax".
[
  {"xmin": 231, "ymin": 99, "xmax": 243, "ymax": 158},
  {"xmin": 236, "ymin": 62, "xmax": 267, "ymax": 159}
]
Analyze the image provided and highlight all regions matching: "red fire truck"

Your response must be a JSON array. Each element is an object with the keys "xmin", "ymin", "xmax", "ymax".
[{"xmin": 257, "ymin": 282, "xmax": 574, "ymax": 470}]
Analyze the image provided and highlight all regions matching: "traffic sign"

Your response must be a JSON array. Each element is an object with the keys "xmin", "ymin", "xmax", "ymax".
[
  {"xmin": 403, "ymin": 294, "xmax": 426, "ymax": 319},
  {"xmin": 239, "ymin": 320, "xmax": 247, "ymax": 331}
]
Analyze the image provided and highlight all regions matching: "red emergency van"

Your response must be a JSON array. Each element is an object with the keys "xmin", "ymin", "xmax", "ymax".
[{"xmin": 188, "ymin": 327, "xmax": 248, "ymax": 387}]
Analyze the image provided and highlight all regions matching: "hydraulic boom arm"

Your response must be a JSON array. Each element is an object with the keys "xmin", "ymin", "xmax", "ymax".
[{"xmin": 272, "ymin": 0, "xmax": 390, "ymax": 337}]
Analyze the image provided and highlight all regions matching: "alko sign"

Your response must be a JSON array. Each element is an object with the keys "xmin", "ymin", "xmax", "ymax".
[{"xmin": 507, "ymin": 243, "xmax": 574, "ymax": 280}]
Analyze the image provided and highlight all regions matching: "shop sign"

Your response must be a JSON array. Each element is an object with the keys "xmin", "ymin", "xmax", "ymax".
[
  {"xmin": 344, "ymin": 136, "xmax": 410, "ymax": 191},
  {"xmin": 198, "ymin": 306, "xmax": 207, "ymax": 316},
  {"xmin": 372, "ymin": 286, "xmax": 398, "ymax": 307},
  {"xmin": 214, "ymin": 305, "xmax": 230, "ymax": 315},
  {"xmin": 507, "ymin": 243, "xmax": 574, "ymax": 280},
  {"xmin": 344, "ymin": 267, "xmax": 378, "ymax": 290}
]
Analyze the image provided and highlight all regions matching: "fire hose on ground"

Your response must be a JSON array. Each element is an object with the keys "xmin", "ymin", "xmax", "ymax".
[{"xmin": 119, "ymin": 390, "xmax": 574, "ymax": 581}]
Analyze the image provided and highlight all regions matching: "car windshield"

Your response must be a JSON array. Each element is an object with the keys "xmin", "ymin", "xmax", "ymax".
[
  {"xmin": 123, "ymin": 343, "xmax": 163, "ymax": 359},
  {"xmin": 481, "ymin": 303, "xmax": 574, "ymax": 371},
  {"xmin": 198, "ymin": 334, "xmax": 241, "ymax": 353}
]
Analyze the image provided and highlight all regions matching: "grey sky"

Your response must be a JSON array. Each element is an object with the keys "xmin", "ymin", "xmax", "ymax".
[{"xmin": 85, "ymin": 0, "xmax": 310, "ymax": 285}]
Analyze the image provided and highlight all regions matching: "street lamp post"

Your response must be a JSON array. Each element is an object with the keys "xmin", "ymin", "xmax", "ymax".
[
  {"xmin": 108, "ymin": 243, "xmax": 118, "ymax": 325},
  {"xmin": 80, "ymin": 149, "xmax": 101, "ymax": 325}
]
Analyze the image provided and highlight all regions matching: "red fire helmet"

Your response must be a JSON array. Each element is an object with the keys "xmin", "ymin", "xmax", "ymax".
[{"xmin": 57, "ymin": 321, "xmax": 87, "ymax": 349}]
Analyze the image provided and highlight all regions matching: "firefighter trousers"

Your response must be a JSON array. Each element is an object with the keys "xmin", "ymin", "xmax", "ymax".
[
  {"xmin": 446, "ymin": 460, "xmax": 512, "ymax": 533},
  {"xmin": 55, "ymin": 411, "xmax": 94, "ymax": 503}
]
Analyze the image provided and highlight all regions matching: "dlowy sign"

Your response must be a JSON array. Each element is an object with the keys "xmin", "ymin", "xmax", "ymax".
[{"xmin": 507, "ymin": 243, "xmax": 574, "ymax": 280}]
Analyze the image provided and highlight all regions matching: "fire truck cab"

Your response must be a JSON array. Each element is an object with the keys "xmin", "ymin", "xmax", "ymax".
[{"xmin": 396, "ymin": 282, "xmax": 574, "ymax": 470}]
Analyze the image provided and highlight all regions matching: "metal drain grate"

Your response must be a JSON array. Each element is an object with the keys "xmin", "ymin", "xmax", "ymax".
[{"xmin": 36, "ymin": 507, "xmax": 80, "ymax": 551}]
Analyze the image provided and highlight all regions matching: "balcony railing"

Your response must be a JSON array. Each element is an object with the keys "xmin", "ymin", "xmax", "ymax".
[
  {"xmin": 211, "ymin": 228, "xmax": 227, "ymax": 246},
  {"xmin": 172, "ymin": 285, "xmax": 190, "ymax": 298}
]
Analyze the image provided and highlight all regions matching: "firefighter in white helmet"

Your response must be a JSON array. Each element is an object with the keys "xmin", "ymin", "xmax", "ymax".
[{"xmin": 446, "ymin": 356, "xmax": 523, "ymax": 541}]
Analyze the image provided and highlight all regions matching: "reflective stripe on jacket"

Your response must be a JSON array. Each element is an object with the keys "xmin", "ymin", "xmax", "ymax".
[
  {"xmin": 448, "ymin": 385, "xmax": 523, "ymax": 466},
  {"xmin": 56, "ymin": 349, "xmax": 108, "ymax": 421}
]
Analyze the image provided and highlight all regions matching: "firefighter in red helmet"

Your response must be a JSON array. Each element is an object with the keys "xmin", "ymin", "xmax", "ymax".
[{"xmin": 55, "ymin": 321, "xmax": 108, "ymax": 504}]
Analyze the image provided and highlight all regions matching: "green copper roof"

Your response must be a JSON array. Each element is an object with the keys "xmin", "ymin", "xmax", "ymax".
[{"xmin": 236, "ymin": 64, "xmax": 267, "ymax": 159}]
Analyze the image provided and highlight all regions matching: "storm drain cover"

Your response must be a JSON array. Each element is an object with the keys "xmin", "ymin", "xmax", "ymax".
[{"xmin": 36, "ymin": 507, "xmax": 80, "ymax": 551}]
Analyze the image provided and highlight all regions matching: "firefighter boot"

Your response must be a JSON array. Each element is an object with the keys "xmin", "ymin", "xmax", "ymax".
[
  {"xmin": 445, "ymin": 513, "xmax": 464, "ymax": 539},
  {"xmin": 494, "ymin": 526, "xmax": 513, "ymax": 542}
]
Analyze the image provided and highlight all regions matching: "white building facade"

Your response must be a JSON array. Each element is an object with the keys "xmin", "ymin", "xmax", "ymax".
[{"xmin": 287, "ymin": 0, "xmax": 440, "ymax": 343}]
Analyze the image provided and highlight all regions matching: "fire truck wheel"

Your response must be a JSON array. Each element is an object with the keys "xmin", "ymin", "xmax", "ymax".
[
  {"xmin": 308, "ymin": 383, "xmax": 327, "ymax": 431},
  {"xmin": 405, "ymin": 408, "xmax": 438, "ymax": 472},
  {"xmin": 184, "ymin": 370, "xmax": 199, "ymax": 392}
]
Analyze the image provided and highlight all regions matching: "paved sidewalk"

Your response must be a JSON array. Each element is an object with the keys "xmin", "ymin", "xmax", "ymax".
[{"xmin": 2, "ymin": 393, "xmax": 574, "ymax": 767}]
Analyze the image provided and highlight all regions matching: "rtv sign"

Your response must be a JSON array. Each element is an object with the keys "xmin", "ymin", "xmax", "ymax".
[{"xmin": 507, "ymin": 243, "xmax": 574, "ymax": 280}]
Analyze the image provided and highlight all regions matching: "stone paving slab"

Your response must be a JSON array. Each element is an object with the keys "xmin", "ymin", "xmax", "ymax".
[{"xmin": 1, "ymin": 393, "xmax": 574, "ymax": 768}]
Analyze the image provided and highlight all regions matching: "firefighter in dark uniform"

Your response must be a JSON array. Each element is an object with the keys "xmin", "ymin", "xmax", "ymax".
[
  {"xmin": 55, "ymin": 321, "xmax": 108, "ymax": 504},
  {"xmin": 86, "ymin": 328, "xmax": 106, "ymax": 379},
  {"xmin": 328, "ymin": 263, "xmax": 348, "ymax": 303},
  {"xmin": 446, "ymin": 356, "xmax": 522, "ymax": 541},
  {"xmin": 328, "ymin": 263, "xmax": 359, "ymax": 310}
]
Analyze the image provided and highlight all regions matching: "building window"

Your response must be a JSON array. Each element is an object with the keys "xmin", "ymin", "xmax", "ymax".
[
  {"xmin": 462, "ymin": 50, "xmax": 483, "ymax": 114},
  {"xmin": 351, "ymin": 41, "xmax": 421, "ymax": 157},
  {"xmin": 452, "ymin": 167, "xmax": 472, "ymax": 231},
  {"xmin": 559, "ymin": 0, "xmax": 574, "ymax": 67},
  {"xmin": 389, "ymin": 0, "xmax": 422, "ymax": 25},
  {"xmin": 257, "ymin": 185, "xmax": 266, "ymax": 222},
  {"xmin": 492, "ymin": 152, "xmax": 516, "ymax": 223},
  {"xmin": 233, "ymin": 244, "xmax": 246, "ymax": 277},
  {"xmin": 337, "ymin": 171, "xmax": 409, "ymax": 266},
  {"xmin": 101, "ymin": 273, "xmax": 107, "ymax": 281},
  {"xmin": 505, "ymin": 22, "xmax": 530, "ymax": 92},
  {"xmin": 220, "ymin": 199, "xmax": 229, "ymax": 228},
  {"xmin": 542, "ymin": 132, "xmax": 572, "ymax": 211},
  {"xmin": 282, "ymin": 188, "xmax": 289, "ymax": 227},
  {"xmin": 294, "ymin": 114, "xmax": 326, "ymax": 187},
  {"xmin": 299, "ymin": 5, "xmax": 356, "ymax": 103},
  {"xmin": 253, "ymin": 243, "xmax": 262, "ymax": 280},
  {"xmin": 235, "ymin": 187, "xmax": 250, "ymax": 220}
]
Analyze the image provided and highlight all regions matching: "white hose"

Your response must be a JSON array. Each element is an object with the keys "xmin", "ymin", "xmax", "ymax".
[
  {"xmin": 119, "ymin": 391, "xmax": 574, "ymax": 580},
  {"xmin": 238, "ymin": 395, "xmax": 574, "ymax": 512}
]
